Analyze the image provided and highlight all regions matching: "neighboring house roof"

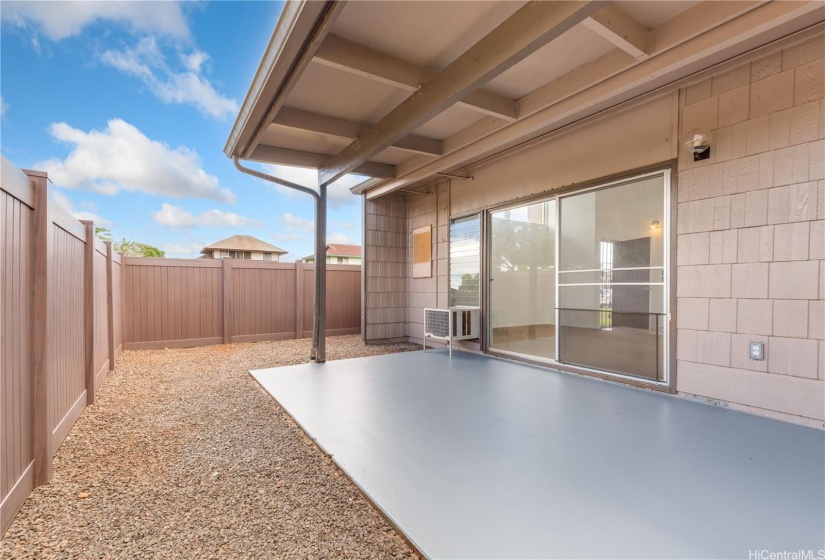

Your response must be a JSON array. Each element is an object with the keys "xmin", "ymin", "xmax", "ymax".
[
  {"xmin": 327, "ymin": 244, "xmax": 361, "ymax": 257},
  {"xmin": 302, "ymin": 244, "xmax": 362, "ymax": 261},
  {"xmin": 201, "ymin": 235, "xmax": 287, "ymax": 255}
]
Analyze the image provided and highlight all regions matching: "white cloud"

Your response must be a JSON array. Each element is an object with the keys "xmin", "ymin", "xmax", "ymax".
[
  {"xmin": 1, "ymin": 1, "xmax": 190, "ymax": 41},
  {"xmin": 35, "ymin": 119, "xmax": 234, "ymax": 202},
  {"xmin": 0, "ymin": 97, "xmax": 7, "ymax": 117},
  {"xmin": 262, "ymin": 164, "xmax": 365, "ymax": 209},
  {"xmin": 281, "ymin": 212, "xmax": 314, "ymax": 232},
  {"xmin": 51, "ymin": 190, "xmax": 112, "ymax": 226},
  {"xmin": 100, "ymin": 37, "xmax": 237, "ymax": 120},
  {"xmin": 273, "ymin": 232, "xmax": 303, "ymax": 242},
  {"xmin": 328, "ymin": 232, "xmax": 355, "ymax": 244},
  {"xmin": 160, "ymin": 241, "xmax": 205, "ymax": 259},
  {"xmin": 153, "ymin": 203, "xmax": 257, "ymax": 229},
  {"xmin": 334, "ymin": 220, "xmax": 357, "ymax": 231}
]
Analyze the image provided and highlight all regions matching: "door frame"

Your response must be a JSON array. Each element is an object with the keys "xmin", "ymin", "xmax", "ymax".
[{"xmin": 482, "ymin": 168, "xmax": 674, "ymax": 390}]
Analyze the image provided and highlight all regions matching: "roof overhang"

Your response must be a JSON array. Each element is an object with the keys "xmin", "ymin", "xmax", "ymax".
[{"xmin": 226, "ymin": 0, "xmax": 825, "ymax": 199}]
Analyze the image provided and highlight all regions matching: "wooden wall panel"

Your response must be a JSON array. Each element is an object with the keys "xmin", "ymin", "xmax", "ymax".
[
  {"xmin": 1, "ymin": 191, "xmax": 34, "ymax": 509},
  {"xmin": 47, "ymin": 223, "xmax": 86, "ymax": 446}
]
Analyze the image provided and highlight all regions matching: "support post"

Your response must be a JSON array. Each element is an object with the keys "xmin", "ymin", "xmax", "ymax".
[
  {"xmin": 105, "ymin": 241, "xmax": 115, "ymax": 371},
  {"xmin": 312, "ymin": 181, "xmax": 327, "ymax": 362},
  {"xmin": 28, "ymin": 170, "xmax": 52, "ymax": 486},
  {"xmin": 222, "ymin": 258, "xmax": 232, "ymax": 344},
  {"xmin": 295, "ymin": 260, "xmax": 304, "ymax": 338},
  {"xmin": 231, "ymin": 157, "xmax": 324, "ymax": 362},
  {"xmin": 81, "ymin": 221, "xmax": 96, "ymax": 405}
]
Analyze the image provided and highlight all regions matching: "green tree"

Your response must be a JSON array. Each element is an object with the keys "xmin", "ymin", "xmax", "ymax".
[
  {"xmin": 94, "ymin": 227, "xmax": 165, "ymax": 257},
  {"xmin": 95, "ymin": 226, "xmax": 112, "ymax": 241},
  {"xmin": 114, "ymin": 239, "xmax": 165, "ymax": 258}
]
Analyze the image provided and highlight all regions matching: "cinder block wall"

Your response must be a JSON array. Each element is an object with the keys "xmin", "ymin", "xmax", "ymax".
[
  {"xmin": 676, "ymin": 34, "xmax": 824, "ymax": 426},
  {"xmin": 364, "ymin": 194, "xmax": 408, "ymax": 341},
  {"xmin": 406, "ymin": 183, "xmax": 450, "ymax": 343}
]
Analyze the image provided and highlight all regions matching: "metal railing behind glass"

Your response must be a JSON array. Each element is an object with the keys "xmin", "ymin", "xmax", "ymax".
[{"xmin": 557, "ymin": 308, "xmax": 665, "ymax": 382}]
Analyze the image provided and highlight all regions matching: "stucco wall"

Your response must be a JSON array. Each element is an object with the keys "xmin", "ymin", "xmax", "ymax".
[{"xmin": 675, "ymin": 34, "xmax": 824, "ymax": 426}]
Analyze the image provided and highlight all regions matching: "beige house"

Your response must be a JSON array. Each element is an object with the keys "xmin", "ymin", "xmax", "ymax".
[
  {"xmin": 302, "ymin": 243, "xmax": 362, "ymax": 264},
  {"xmin": 200, "ymin": 235, "xmax": 287, "ymax": 261},
  {"xmin": 225, "ymin": 1, "xmax": 825, "ymax": 427}
]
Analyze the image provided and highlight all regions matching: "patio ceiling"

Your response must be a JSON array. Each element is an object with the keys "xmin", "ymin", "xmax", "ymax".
[{"xmin": 225, "ymin": 0, "xmax": 825, "ymax": 196}]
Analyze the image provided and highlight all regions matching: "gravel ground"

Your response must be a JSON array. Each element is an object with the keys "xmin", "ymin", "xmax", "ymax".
[{"xmin": 2, "ymin": 335, "xmax": 421, "ymax": 559}]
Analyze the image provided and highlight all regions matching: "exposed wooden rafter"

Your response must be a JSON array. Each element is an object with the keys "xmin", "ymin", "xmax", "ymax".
[
  {"xmin": 272, "ymin": 107, "xmax": 443, "ymax": 156},
  {"xmin": 582, "ymin": 2, "xmax": 649, "ymax": 59},
  {"xmin": 313, "ymin": 34, "xmax": 518, "ymax": 122},
  {"xmin": 318, "ymin": 0, "xmax": 603, "ymax": 186},
  {"xmin": 367, "ymin": 0, "xmax": 822, "ymax": 198}
]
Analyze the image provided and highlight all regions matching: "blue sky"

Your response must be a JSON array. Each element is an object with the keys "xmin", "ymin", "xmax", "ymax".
[{"xmin": 1, "ymin": 1, "xmax": 362, "ymax": 260}]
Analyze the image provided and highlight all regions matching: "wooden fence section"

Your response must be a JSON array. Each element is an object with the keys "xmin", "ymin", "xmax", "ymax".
[
  {"xmin": 124, "ymin": 259, "xmax": 361, "ymax": 349},
  {"xmin": 1, "ymin": 157, "xmax": 124, "ymax": 536}
]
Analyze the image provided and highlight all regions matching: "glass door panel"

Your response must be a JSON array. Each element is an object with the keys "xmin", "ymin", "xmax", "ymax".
[
  {"xmin": 558, "ymin": 174, "xmax": 667, "ymax": 381},
  {"xmin": 489, "ymin": 200, "xmax": 556, "ymax": 360}
]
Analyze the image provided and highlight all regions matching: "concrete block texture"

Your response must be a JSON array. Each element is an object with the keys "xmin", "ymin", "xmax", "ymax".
[
  {"xmin": 731, "ymin": 263, "xmax": 769, "ymax": 299},
  {"xmin": 773, "ymin": 299, "xmax": 809, "ymax": 339},
  {"xmin": 675, "ymin": 38, "xmax": 824, "ymax": 422},
  {"xmin": 737, "ymin": 299, "xmax": 773, "ymax": 336},
  {"xmin": 677, "ymin": 298, "xmax": 709, "ymax": 330},
  {"xmin": 768, "ymin": 336, "xmax": 820, "ymax": 379},
  {"xmin": 750, "ymin": 69, "xmax": 794, "ymax": 119},
  {"xmin": 809, "ymin": 300, "xmax": 825, "ymax": 340},
  {"xmin": 709, "ymin": 298, "xmax": 737, "ymax": 333},
  {"xmin": 773, "ymin": 222, "xmax": 810, "ymax": 261},
  {"xmin": 768, "ymin": 260, "xmax": 819, "ymax": 300}
]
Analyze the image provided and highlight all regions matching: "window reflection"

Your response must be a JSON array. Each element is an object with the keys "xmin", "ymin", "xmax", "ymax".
[{"xmin": 489, "ymin": 200, "xmax": 556, "ymax": 360}]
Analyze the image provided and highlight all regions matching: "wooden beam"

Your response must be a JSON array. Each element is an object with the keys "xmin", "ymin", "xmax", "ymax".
[
  {"xmin": 250, "ymin": 145, "xmax": 396, "ymax": 179},
  {"xmin": 318, "ymin": 1, "xmax": 601, "ymax": 186},
  {"xmin": 274, "ymin": 106, "xmax": 443, "ymax": 156},
  {"xmin": 653, "ymin": 1, "xmax": 766, "ymax": 53},
  {"xmin": 582, "ymin": 2, "xmax": 649, "ymax": 59},
  {"xmin": 242, "ymin": 1, "xmax": 347, "ymax": 159},
  {"xmin": 368, "ymin": 0, "xmax": 823, "ymax": 198},
  {"xmin": 313, "ymin": 34, "xmax": 518, "ymax": 121}
]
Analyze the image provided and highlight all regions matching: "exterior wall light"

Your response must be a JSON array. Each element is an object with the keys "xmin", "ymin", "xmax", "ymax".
[{"xmin": 684, "ymin": 129, "xmax": 712, "ymax": 161}]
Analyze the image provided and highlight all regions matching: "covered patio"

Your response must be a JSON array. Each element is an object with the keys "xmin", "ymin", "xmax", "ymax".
[{"xmin": 252, "ymin": 350, "xmax": 825, "ymax": 559}]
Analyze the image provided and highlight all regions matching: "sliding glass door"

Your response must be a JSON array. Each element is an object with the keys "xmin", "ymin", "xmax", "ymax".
[
  {"xmin": 557, "ymin": 174, "xmax": 667, "ymax": 381},
  {"xmin": 485, "ymin": 171, "xmax": 669, "ymax": 383},
  {"xmin": 489, "ymin": 200, "xmax": 556, "ymax": 360}
]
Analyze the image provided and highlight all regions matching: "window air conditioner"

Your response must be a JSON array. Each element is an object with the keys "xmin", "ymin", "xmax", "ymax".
[{"xmin": 423, "ymin": 307, "xmax": 480, "ymax": 358}]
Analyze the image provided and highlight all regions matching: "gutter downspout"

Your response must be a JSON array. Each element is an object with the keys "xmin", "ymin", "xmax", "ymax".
[{"xmin": 233, "ymin": 156, "xmax": 327, "ymax": 363}]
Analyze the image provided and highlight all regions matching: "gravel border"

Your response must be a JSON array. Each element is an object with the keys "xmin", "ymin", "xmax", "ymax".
[{"xmin": 2, "ymin": 335, "xmax": 421, "ymax": 559}]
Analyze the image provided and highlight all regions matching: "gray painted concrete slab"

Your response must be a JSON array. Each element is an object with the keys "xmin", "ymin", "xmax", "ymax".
[{"xmin": 251, "ymin": 350, "xmax": 825, "ymax": 559}]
